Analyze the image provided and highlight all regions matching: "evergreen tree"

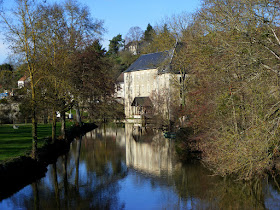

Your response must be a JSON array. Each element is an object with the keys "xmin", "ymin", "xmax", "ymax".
[
  {"xmin": 108, "ymin": 34, "xmax": 124, "ymax": 55},
  {"xmin": 143, "ymin": 23, "xmax": 154, "ymax": 42}
]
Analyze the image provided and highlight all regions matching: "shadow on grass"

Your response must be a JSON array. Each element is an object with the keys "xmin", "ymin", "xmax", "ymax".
[{"xmin": 0, "ymin": 123, "xmax": 70, "ymax": 162}]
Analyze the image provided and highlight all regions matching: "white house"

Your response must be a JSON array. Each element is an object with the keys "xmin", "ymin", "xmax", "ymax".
[
  {"xmin": 125, "ymin": 41, "xmax": 139, "ymax": 55},
  {"xmin": 18, "ymin": 76, "xmax": 30, "ymax": 88}
]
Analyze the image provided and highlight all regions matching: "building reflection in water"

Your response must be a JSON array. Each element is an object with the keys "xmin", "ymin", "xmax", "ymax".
[
  {"xmin": 2, "ymin": 124, "xmax": 280, "ymax": 209},
  {"xmin": 125, "ymin": 123, "xmax": 177, "ymax": 177}
]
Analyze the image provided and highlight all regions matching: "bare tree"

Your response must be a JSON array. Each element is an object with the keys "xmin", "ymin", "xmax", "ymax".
[
  {"xmin": 0, "ymin": 0, "xmax": 46, "ymax": 158},
  {"xmin": 183, "ymin": 0, "xmax": 280, "ymax": 179},
  {"xmin": 125, "ymin": 26, "xmax": 143, "ymax": 44}
]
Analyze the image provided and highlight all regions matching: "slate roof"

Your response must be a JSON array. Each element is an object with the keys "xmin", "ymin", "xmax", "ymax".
[
  {"xmin": 124, "ymin": 50, "xmax": 173, "ymax": 73},
  {"xmin": 131, "ymin": 97, "xmax": 153, "ymax": 107}
]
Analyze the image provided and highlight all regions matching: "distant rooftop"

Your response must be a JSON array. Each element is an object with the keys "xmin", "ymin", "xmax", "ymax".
[
  {"xmin": 124, "ymin": 51, "xmax": 173, "ymax": 73},
  {"xmin": 18, "ymin": 75, "xmax": 27, "ymax": 81}
]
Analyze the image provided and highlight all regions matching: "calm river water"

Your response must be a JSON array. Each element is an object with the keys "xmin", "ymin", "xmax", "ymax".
[{"xmin": 1, "ymin": 124, "xmax": 280, "ymax": 209}]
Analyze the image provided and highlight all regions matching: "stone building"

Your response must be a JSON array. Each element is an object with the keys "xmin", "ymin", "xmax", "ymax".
[
  {"xmin": 125, "ymin": 41, "xmax": 138, "ymax": 55},
  {"xmin": 115, "ymin": 72, "xmax": 125, "ymax": 104},
  {"xmin": 124, "ymin": 49, "xmax": 180, "ymax": 122}
]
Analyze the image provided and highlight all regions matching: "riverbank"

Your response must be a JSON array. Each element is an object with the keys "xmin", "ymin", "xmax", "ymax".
[
  {"xmin": 174, "ymin": 127, "xmax": 203, "ymax": 161},
  {"xmin": 175, "ymin": 127, "xmax": 280, "ymax": 180},
  {"xmin": 0, "ymin": 123, "xmax": 70, "ymax": 162},
  {"xmin": 3, "ymin": 124, "xmax": 280, "ymax": 209},
  {"xmin": 0, "ymin": 123, "xmax": 97, "ymax": 200}
]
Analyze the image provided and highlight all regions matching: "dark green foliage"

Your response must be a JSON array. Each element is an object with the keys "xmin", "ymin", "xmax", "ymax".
[
  {"xmin": 91, "ymin": 40, "xmax": 106, "ymax": 54},
  {"xmin": 0, "ymin": 63, "xmax": 18, "ymax": 90},
  {"xmin": 143, "ymin": 23, "xmax": 155, "ymax": 42},
  {"xmin": 108, "ymin": 34, "xmax": 124, "ymax": 55},
  {"xmin": 70, "ymin": 41, "xmax": 121, "ymax": 121},
  {"xmin": 117, "ymin": 50, "xmax": 139, "ymax": 72},
  {"xmin": 0, "ymin": 98, "xmax": 8, "ymax": 104},
  {"xmin": 141, "ymin": 23, "xmax": 176, "ymax": 54},
  {"xmin": 19, "ymin": 96, "xmax": 32, "ymax": 122},
  {"xmin": 0, "ymin": 63, "xmax": 13, "ymax": 71}
]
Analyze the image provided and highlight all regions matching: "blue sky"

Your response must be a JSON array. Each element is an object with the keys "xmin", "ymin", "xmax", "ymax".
[
  {"xmin": 0, "ymin": 0, "xmax": 201, "ymax": 64},
  {"xmin": 87, "ymin": 0, "xmax": 201, "ymax": 48}
]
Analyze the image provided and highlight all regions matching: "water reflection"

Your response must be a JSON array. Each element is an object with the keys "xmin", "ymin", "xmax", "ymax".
[
  {"xmin": 126, "ymin": 123, "xmax": 176, "ymax": 177},
  {"xmin": 1, "ymin": 124, "xmax": 280, "ymax": 209}
]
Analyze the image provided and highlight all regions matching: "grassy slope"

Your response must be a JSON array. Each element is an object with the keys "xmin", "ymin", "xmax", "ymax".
[{"xmin": 0, "ymin": 123, "xmax": 73, "ymax": 162}]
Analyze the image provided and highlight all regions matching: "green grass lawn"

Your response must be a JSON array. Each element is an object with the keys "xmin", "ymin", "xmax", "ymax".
[{"xmin": 0, "ymin": 122, "xmax": 74, "ymax": 163}]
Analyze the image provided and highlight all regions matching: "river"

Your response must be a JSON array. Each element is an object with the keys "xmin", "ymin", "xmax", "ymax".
[{"xmin": 1, "ymin": 124, "xmax": 280, "ymax": 209}]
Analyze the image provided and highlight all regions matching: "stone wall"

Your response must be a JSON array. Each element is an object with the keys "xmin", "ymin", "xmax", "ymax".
[{"xmin": 124, "ymin": 69, "xmax": 173, "ymax": 119}]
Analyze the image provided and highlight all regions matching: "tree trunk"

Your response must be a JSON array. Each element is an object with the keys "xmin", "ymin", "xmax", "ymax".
[
  {"xmin": 52, "ymin": 163, "xmax": 60, "ymax": 209},
  {"xmin": 181, "ymin": 74, "xmax": 186, "ymax": 108},
  {"xmin": 43, "ymin": 111, "xmax": 48, "ymax": 124},
  {"xmin": 32, "ymin": 115, "xmax": 38, "ymax": 155},
  {"xmin": 32, "ymin": 181, "xmax": 40, "ymax": 210},
  {"xmin": 31, "ymin": 84, "xmax": 38, "ymax": 159},
  {"xmin": 75, "ymin": 136, "xmax": 82, "ymax": 188},
  {"xmin": 61, "ymin": 110, "xmax": 66, "ymax": 139},
  {"xmin": 52, "ymin": 108, "xmax": 56, "ymax": 143},
  {"xmin": 63, "ymin": 155, "xmax": 69, "ymax": 209},
  {"xmin": 75, "ymin": 103, "xmax": 82, "ymax": 126}
]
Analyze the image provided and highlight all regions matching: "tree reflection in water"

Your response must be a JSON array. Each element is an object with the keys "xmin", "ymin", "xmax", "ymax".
[
  {"xmin": 52, "ymin": 163, "xmax": 60, "ymax": 209},
  {"xmin": 1, "ymin": 125, "xmax": 280, "ymax": 209},
  {"xmin": 172, "ymin": 163, "xmax": 269, "ymax": 209},
  {"xmin": 31, "ymin": 181, "xmax": 39, "ymax": 210},
  {"xmin": 3, "ymin": 131, "xmax": 127, "ymax": 209}
]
